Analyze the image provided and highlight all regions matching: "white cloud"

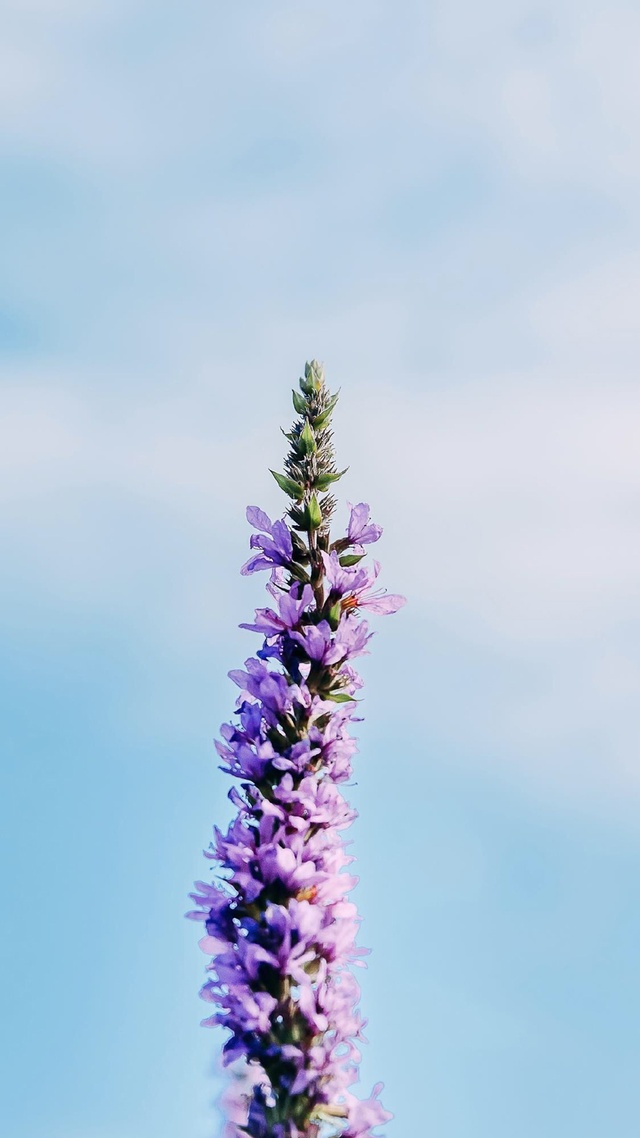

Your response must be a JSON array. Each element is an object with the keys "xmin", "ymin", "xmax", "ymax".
[
  {"xmin": 1, "ymin": 1, "xmax": 110, "ymax": 109},
  {"xmin": 3, "ymin": 0, "xmax": 639, "ymax": 191},
  {"xmin": 420, "ymin": 2, "xmax": 640, "ymax": 193},
  {"xmin": 6, "ymin": 359, "xmax": 640, "ymax": 800},
  {"xmin": 342, "ymin": 376, "xmax": 640, "ymax": 643},
  {"xmin": 0, "ymin": 41, "xmax": 50, "ymax": 115},
  {"xmin": 4, "ymin": 363, "xmax": 640, "ymax": 647},
  {"xmin": 2, "ymin": 0, "xmax": 640, "ymax": 800},
  {"xmin": 529, "ymin": 251, "xmax": 640, "ymax": 373}
]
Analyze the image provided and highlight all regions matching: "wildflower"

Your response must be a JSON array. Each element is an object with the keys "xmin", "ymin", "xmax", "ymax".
[
  {"xmin": 188, "ymin": 361, "xmax": 405, "ymax": 1137},
  {"xmin": 347, "ymin": 502, "xmax": 383, "ymax": 546}
]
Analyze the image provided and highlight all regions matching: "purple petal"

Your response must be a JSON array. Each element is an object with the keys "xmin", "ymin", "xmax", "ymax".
[
  {"xmin": 246, "ymin": 505, "xmax": 273, "ymax": 533},
  {"xmin": 270, "ymin": 518, "xmax": 293, "ymax": 561},
  {"xmin": 240, "ymin": 554, "xmax": 272, "ymax": 575},
  {"xmin": 228, "ymin": 669, "xmax": 250, "ymax": 688},
  {"xmin": 363, "ymin": 592, "xmax": 406, "ymax": 615}
]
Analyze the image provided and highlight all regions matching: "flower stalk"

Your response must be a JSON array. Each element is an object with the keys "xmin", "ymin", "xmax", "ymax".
[{"xmin": 187, "ymin": 361, "xmax": 405, "ymax": 1137}]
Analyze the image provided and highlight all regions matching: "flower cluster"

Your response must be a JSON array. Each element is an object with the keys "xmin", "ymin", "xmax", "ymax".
[{"xmin": 187, "ymin": 362, "xmax": 405, "ymax": 1137}]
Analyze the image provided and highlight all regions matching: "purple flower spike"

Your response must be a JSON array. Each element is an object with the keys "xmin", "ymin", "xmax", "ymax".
[{"xmin": 188, "ymin": 361, "xmax": 404, "ymax": 1138}]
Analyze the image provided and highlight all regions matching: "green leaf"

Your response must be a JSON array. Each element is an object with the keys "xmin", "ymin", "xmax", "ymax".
[
  {"xmin": 299, "ymin": 418, "xmax": 317, "ymax": 455},
  {"xmin": 339, "ymin": 552, "xmax": 365, "ymax": 567},
  {"xmin": 292, "ymin": 389, "xmax": 307, "ymax": 415},
  {"xmin": 325, "ymin": 692, "xmax": 356, "ymax": 703},
  {"xmin": 314, "ymin": 468, "xmax": 348, "ymax": 491},
  {"xmin": 270, "ymin": 470, "xmax": 304, "ymax": 499},
  {"xmin": 307, "ymin": 494, "xmax": 323, "ymax": 530}
]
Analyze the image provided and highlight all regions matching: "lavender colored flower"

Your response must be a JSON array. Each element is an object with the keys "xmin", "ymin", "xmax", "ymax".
[
  {"xmin": 346, "ymin": 502, "xmax": 383, "ymax": 547},
  {"xmin": 241, "ymin": 508, "xmax": 294, "ymax": 576},
  {"xmin": 321, "ymin": 552, "xmax": 406, "ymax": 616},
  {"xmin": 187, "ymin": 360, "xmax": 405, "ymax": 1137},
  {"xmin": 240, "ymin": 583, "xmax": 315, "ymax": 637}
]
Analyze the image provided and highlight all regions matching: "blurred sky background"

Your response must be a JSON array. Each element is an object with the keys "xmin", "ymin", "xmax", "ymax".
[{"xmin": 2, "ymin": 2, "xmax": 640, "ymax": 1137}]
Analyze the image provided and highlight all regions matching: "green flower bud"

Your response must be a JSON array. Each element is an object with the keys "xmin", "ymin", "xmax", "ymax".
[
  {"xmin": 292, "ymin": 389, "xmax": 307, "ymax": 415},
  {"xmin": 299, "ymin": 419, "xmax": 317, "ymax": 455},
  {"xmin": 327, "ymin": 600, "xmax": 342, "ymax": 630},
  {"xmin": 305, "ymin": 359, "xmax": 325, "ymax": 392},
  {"xmin": 306, "ymin": 494, "xmax": 323, "ymax": 530}
]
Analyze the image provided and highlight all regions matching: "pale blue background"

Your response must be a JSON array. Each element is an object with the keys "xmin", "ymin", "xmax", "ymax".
[{"xmin": 2, "ymin": 3, "xmax": 640, "ymax": 1137}]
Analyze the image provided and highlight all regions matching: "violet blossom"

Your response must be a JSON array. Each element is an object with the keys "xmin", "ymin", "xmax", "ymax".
[{"xmin": 187, "ymin": 360, "xmax": 405, "ymax": 1137}]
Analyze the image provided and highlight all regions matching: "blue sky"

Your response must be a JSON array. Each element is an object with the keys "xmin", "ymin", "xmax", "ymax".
[{"xmin": 2, "ymin": 3, "xmax": 640, "ymax": 1136}]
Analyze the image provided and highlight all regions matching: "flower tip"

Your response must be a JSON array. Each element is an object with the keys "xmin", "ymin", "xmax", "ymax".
[
  {"xmin": 246, "ymin": 505, "xmax": 272, "ymax": 532},
  {"xmin": 198, "ymin": 934, "xmax": 226, "ymax": 955}
]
